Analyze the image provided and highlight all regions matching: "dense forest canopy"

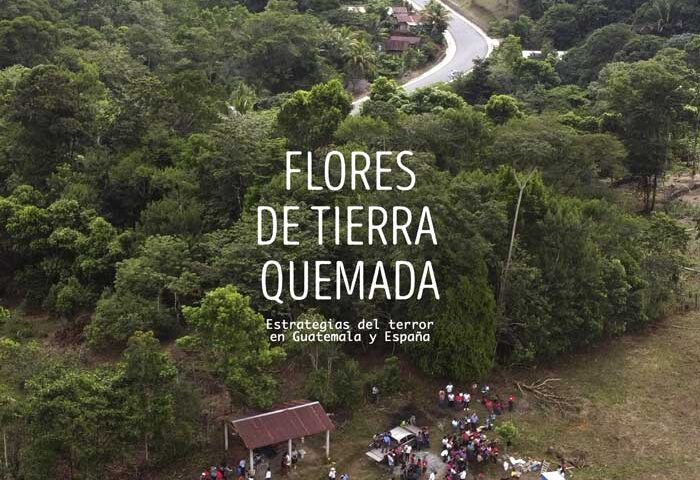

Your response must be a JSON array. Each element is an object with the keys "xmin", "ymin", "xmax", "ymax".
[{"xmin": 0, "ymin": 0, "xmax": 698, "ymax": 477}]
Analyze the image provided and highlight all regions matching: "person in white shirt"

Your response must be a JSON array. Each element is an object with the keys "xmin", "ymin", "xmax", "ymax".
[
  {"xmin": 445, "ymin": 383, "xmax": 454, "ymax": 394},
  {"xmin": 429, "ymin": 471, "xmax": 436, "ymax": 480},
  {"xmin": 328, "ymin": 467, "xmax": 336, "ymax": 479},
  {"xmin": 265, "ymin": 467, "xmax": 272, "ymax": 479}
]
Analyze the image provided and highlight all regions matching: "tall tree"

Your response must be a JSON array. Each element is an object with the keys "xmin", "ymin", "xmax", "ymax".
[
  {"xmin": 181, "ymin": 285, "xmax": 285, "ymax": 408},
  {"xmin": 344, "ymin": 38, "xmax": 377, "ymax": 92},
  {"xmin": 598, "ymin": 57, "xmax": 687, "ymax": 210},
  {"xmin": 0, "ymin": 16, "xmax": 58, "ymax": 68},
  {"xmin": 119, "ymin": 331, "xmax": 181, "ymax": 464},
  {"xmin": 423, "ymin": 0, "xmax": 450, "ymax": 41},
  {"xmin": 277, "ymin": 79, "xmax": 352, "ymax": 149}
]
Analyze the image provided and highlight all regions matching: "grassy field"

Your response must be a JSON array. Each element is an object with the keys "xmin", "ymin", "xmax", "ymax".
[
  {"xmin": 443, "ymin": 0, "xmax": 521, "ymax": 32},
  {"xmin": 511, "ymin": 309, "xmax": 700, "ymax": 479},
  {"xmin": 288, "ymin": 308, "xmax": 700, "ymax": 480}
]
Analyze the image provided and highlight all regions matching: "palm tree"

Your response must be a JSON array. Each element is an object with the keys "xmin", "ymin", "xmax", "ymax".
[
  {"xmin": 227, "ymin": 83, "xmax": 257, "ymax": 116},
  {"xmin": 344, "ymin": 38, "xmax": 377, "ymax": 92},
  {"xmin": 642, "ymin": 0, "xmax": 680, "ymax": 34},
  {"xmin": 365, "ymin": 16, "xmax": 391, "ymax": 43},
  {"xmin": 423, "ymin": 0, "xmax": 450, "ymax": 41}
]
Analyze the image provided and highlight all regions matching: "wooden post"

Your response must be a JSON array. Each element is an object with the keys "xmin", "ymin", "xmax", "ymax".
[
  {"xmin": 325, "ymin": 430, "xmax": 330, "ymax": 459},
  {"xmin": 224, "ymin": 422, "xmax": 229, "ymax": 451},
  {"xmin": 288, "ymin": 438, "xmax": 292, "ymax": 458},
  {"xmin": 249, "ymin": 449, "xmax": 254, "ymax": 475}
]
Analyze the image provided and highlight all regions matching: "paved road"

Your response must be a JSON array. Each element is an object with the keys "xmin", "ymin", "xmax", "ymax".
[
  {"xmin": 402, "ymin": 0, "xmax": 492, "ymax": 91},
  {"xmin": 352, "ymin": 1, "xmax": 493, "ymax": 109}
]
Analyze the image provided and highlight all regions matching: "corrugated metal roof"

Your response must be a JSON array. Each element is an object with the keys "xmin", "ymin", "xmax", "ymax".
[
  {"xmin": 232, "ymin": 401, "xmax": 335, "ymax": 450},
  {"xmin": 386, "ymin": 35, "xmax": 422, "ymax": 51}
]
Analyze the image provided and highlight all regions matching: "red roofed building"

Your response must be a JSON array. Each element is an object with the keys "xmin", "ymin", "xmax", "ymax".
[
  {"xmin": 386, "ymin": 34, "xmax": 422, "ymax": 52},
  {"xmin": 225, "ymin": 400, "xmax": 335, "ymax": 473},
  {"xmin": 386, "ymin": 5, "xmax": 423, "ymax": 52}
]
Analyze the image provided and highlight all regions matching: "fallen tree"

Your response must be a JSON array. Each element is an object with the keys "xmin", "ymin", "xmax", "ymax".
[{"xmin": 514, "ymin": 378, "xmax": 580, "ymax": 414}]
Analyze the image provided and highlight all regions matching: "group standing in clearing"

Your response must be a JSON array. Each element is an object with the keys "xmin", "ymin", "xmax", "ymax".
[{"xmin": 366, "ymin": 381, "xmax": 523, "ymax": 480}]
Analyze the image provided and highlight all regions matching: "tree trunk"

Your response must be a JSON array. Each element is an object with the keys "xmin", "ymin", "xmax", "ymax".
[
  {"xmin": 692, "ymin": 118, "xmax": 699, "ymax": 178},
  {"xmin": 3, "ymin": 428, "xmax": 7, "ymax": 471},
  {"xmin": 641, "ymin": 176, "xmax": 651, "ymax": 212},
  {"xmin": 498, "ymin": 169, "xmax": 536, "ymax": 308},
  {"xmin": 650, "ymin": 173, "xmax": 658, "ymax": 212}
]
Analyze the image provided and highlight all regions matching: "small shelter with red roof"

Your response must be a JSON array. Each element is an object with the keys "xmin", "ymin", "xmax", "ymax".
[{"xmin": 225, "ymin": 400, "xmax": 335, "ymax": 474}]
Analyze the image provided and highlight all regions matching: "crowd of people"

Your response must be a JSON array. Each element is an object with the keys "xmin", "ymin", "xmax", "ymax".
[
  {"xmin": 199, "ymin": 460, "xmax": 252, "ymax": 480},
  {"xmin": 205, "ymin": 383, "xmax": 519, "ymax": 480},
  {"xmin": 437, "ymin": 382, "xmax": 517, "ymax": 480},
  {"xmin": 438, "ymin": 383, "xmax": 515, "ymax": 416},
  {"xmin": 363, "ymin": 382, "xmax": 520, "ymax": 479}
]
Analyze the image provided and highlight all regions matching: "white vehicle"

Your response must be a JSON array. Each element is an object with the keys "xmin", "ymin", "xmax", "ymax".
[{"xmin": 365, "ymin": 425, "xmax": 422, "ymax": 462}]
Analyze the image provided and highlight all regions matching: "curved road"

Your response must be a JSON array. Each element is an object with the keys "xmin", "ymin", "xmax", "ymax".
[{"xmin": 353, "ymin": 1, "xmax": 493, "ymax": 107}]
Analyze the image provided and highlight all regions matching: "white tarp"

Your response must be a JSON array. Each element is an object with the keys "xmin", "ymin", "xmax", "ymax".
[{"xmin": 541, "ymin": 472, "xmax": 566, "ymax": 480}]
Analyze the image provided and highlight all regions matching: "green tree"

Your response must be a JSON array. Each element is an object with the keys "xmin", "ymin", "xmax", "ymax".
[
  {"xmin": 344, "ymin": 38, "xmax": 377, "ymax": 92},
  {"xmin": 119, "ymin": 331, "xmax": 193, "ymax": 464},
  {"xmin": 368, "ymin": 76, "xmax": 405, "ymax": 102},
  {"xmin": 536, "ymin": 3, "xmax": 581, "ymax": 49},
  {"xmin": 184, "ymin": 110, "xmax": 287, "ymax": 228},
  {"xmin": 0, "ymin": 384, "xmax": 18, "ymax": 473},
  {"xmin": 277, "ymin": 79, "xmax": 352, "ymax": 149},
  {"xmin": 402, "ymin": 86, "xmax": 466, "ymax": 114},
  {"xmin": 489, "ymin": 116, "xmax": 627, "ymax": 193},
  {"xmin": 242, "ymin": 3, "xmax": 327, "ymax": 92},
  {"xmin": 181, "ymin": 286, "xmax": 285, "ymax": 408},
  {"xmin": 418, "ymin": 274, "xmax": 497, "ymax": 380},
  {"xmin": 557, "ymin": 24, "xmax": 636, "ymax": 85},
  {"xmin": 423, "ymin": 0, "xmax": 450, "ymax": 41},
  {"xmin": 0, "ymin": 16, "xmax": 58, "ymax": 68},
  {"xmin": 485, "ymin": 94, "xmax": 523, "ymax": 125},
  {"xmin": 305, "ymin": 356, "xmax": 362, "ymax": 410},
  {"xmin": 0, "ymin": 188, "xmax": 125, "ymax": 313},
  {"xmin": 86, "ymin": 235, "xmax": 201, "ymax": 348},
  {"xmin": 451, "ymin": 57, "xmax": 495, "ymax": 105},
  {"xmin": 8, "ymin": 64, "xmax": 106, "ymax": 185},
  {"xmin": 598, "ymin": 57, "xmax": 687, "ymax": 210},
  {"xmin": 397, "ymin": 106, "xmax": 491, "ymax": 172},
  {"xmin": 23, "ymin": 367, "xmax": 122, "ymax": 479},
  {"xmin": 495, "ymin": 420, "xmax": 518, "ymax": 448}
]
